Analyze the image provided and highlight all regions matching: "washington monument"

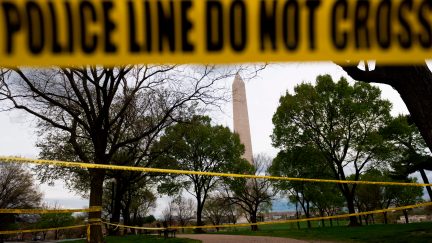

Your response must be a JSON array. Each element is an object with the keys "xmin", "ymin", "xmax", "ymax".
[{"xmin": 232, "ymin": 74, "xmax": 253, "ymax": 164}]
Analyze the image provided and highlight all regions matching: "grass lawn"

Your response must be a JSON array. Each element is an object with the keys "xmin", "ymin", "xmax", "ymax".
[
  {"xmin": 213, "ymin": 222, "xmax": 432, "ymax": 242},
  {"xmin": 69, "ymin": 235, "xmax": 200, "ymax": 243}
]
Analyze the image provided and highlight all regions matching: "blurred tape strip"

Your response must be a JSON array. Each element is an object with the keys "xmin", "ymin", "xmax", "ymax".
[
  {"xmin": 2, "ymin": 156, "xmax": 431, "ymax": 187},
  {"xmin": 0, "ymin": 0, "xmax": 429, "ymax": 66},
  {"xmin": 0, "ymin": 207, "xmax": 101, "ymax": 214}
]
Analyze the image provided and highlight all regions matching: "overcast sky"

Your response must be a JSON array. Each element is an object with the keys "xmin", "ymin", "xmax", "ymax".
[{"xmin": 0, "ymin": 62, "xmax": 414, "ymax": 214}]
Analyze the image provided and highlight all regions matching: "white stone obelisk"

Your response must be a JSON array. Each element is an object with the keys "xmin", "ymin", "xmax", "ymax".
[{"xmin": 232, "ymin": 74, "xmax": 253, "ymax": 164}]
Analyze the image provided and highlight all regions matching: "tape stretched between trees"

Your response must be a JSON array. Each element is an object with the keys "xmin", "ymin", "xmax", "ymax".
[
  {"xmin": 0, "ymin": 220, "xmax": 102, "ymax": 235},
  {"xmin": 1, "ymin": 156, "xmax": 431, "ymax": 187},
  {"xmin": 1, "ymin": 202, "xmax": 431, "ymax": 235},
  {"xmin": 103, "ymin": 201, "xmax": 432, "ymax": 230},
  {"xmin": 0, "ymin": 207, "xmax": 102, "ymax": 214},
  {"xmin": 0, "ymin": 225, "xmax": 87, "ymax": 235},
  {"xmin": 103, "ymin": 222, "xmax": 165, "ymax": 231},
  {"xmin": 0, "ymin": 0, "xmax": 430, "ymax": 66}
]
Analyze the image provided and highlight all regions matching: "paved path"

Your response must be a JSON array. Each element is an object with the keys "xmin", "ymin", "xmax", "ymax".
[{"xmin": 178, "ymin": 234, "xmax": 309, "ymax": 243}]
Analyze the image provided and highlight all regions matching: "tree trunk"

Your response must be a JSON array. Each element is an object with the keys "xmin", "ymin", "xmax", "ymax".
[
  {"xmin": 195, "ymin": 203, "xmax": 205, "ymax": 233},
  {"xmin": 122, "ymin": 208, "xmax": 131, "ymax": 234},
  {"xmin": 320, "ymin": 210, "xmax": 325, "ymax": 227},
  {"xmin": 305, "ymin": 201, "xmax": 311, "ymax": 229},
  {"xmin": 419, "ymin": 169, "xmax": 432, "ymax": 201},
  {"xmin": 358, "ymin": 215, "xmax": 363, "ymax": 225},
  {"xmin": 295, "ymin": 203, "xmax": 300, "ymax": 230},
  {"xmin": 329, "ymin": 218, "xmax": 333, "ymax": 227},
  {"xmin": 383, "ymin": 212, "xmax": 388, "ymax": 224},
  {"xmin": 123, "ymin": 198, "xmax": 131, "ymax": 226},
  {"xmin": 250, "ymin": 213, "xmax": 259, "ymax": 231},
  {"xmin": 88, "ymin": 169, "xmax": 105, "ymax": 243},
  {"xmin": 109, "ymin": 178, "xmax": 123, "ymax": 235},
  {"xmin": 346, "ymin": 194, "xmax": 360, "ymax": 226},
  {"xmin": 403, "ymin": 210, "xmax": 409, "ymax": 224},
  {"xmin": 307, "ymin": 219, "xmax": 312, "ymax": 229}
]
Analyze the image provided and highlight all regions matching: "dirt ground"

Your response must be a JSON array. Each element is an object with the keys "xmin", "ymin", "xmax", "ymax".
[{"xmin": 178, "ymin": 234, "xmax": 311, "ymax": 243}]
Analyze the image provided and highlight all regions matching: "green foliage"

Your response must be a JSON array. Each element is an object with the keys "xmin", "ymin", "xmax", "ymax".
[
  {"xmin": 271, "ymin": 74, "xmax": 392, "ymax": 225},
  {"xmin": 153, "ymin": 115, "xmax": 248, "ymax": 190},
  {"xmin": 35, "ymin": 131, "xmax": 91, "ymax": 195},
  {"xmin": 379, "ymin": 115, "xmax": 432, "ymax": 178},
  {"xmin": 152, "ymin": 115, "xmax": 248, "ymax": 226},
  {"xmin": 270, "ymin": 146, "xmax": 344, "ymax": 219},
  {"xmin": 354, "ymin": 169, "xmax": 423, "ymax": 218},
  {"xmin": 272, "ymin": 74, "xmax": 391, "ymax": 158},
  {"xmin": 143, "ymin": 215, "xmax": 156, "ymax": 224},
  {"xmin": 153, "ymin": 115, "xmax": 247, "ymax": 171},
  {"xmin": 355, "ymin": 169, "xmax": 389, "ymax": 212},
  {"xmin": 36, "ymin": 213, "xmax": 75, "ymax": 229},
  {"xmin": 392, "ymin": 178, "xmax": 424, "ymax": 207}
]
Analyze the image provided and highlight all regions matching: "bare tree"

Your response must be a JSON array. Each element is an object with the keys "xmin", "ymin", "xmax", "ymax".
[
  {"xmin": 0, "ymin": 163, "xmax": 42, "ymax": 209},
  {"xmin": 0, "ymin": 163, "xmax": 42, "ymax": 243},
  {"xmin": 173, "ymin": 195, "xmax": 195, "ymax": 232},
  {"xmin": 223, "ymin": 154, "xmax": 276, "ymax": 231},
  {"xmin": 122, "ymin": 183, "xmax": 156, "ymax": 227},
  {"xmin": 162, "ymin": 200, "xmax": 176, "ymax": 226},
  {"xmin": 203, "ymin": 196, "xmax": 233, "ymax": 232},
  {"xmin": 0, "ymin": 65, "xmax": 263, "ymax": 242}
]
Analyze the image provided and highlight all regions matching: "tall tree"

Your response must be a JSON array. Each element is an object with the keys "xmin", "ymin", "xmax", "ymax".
[
  {"xmin": 152, "ymin": 116, "xmax": 247, "ymax": 230},
  {"xmin": 0, "ymin": 65, "xmax": 244, "ymax": 242},
  {"xmin": 272, "ymin": 75, "xmax": 391, "ymax": 226}
]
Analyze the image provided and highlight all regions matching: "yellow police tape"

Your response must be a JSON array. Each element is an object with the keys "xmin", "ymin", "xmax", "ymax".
[
  {"xmin": 2, "ymin": 202, "xmax": 431, "ymax": 235},
  {"xmin": 103, "ymin": 222, "xmax": 165, "ymax": 231},
  {"xmin": 0, "ymin": 219, "xmax": 102, "ymax": 235},
  {"xmin": 0, "ymin": 224, "xmax": 87, "ymax": 235},
  {"xmin": 0, "ymin": 0, "xmax": 430, "ymax": 66},
  {"xmin": 0, "ymin": 206, "xmax": 102, "ymax": 214},
  {"xmin": 1, "ymin": 156, "xmax": 431, "ymax": 187},
  {"xmin": 103, "ymin": 201, "xmax": 432, "ymax": 230}
]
